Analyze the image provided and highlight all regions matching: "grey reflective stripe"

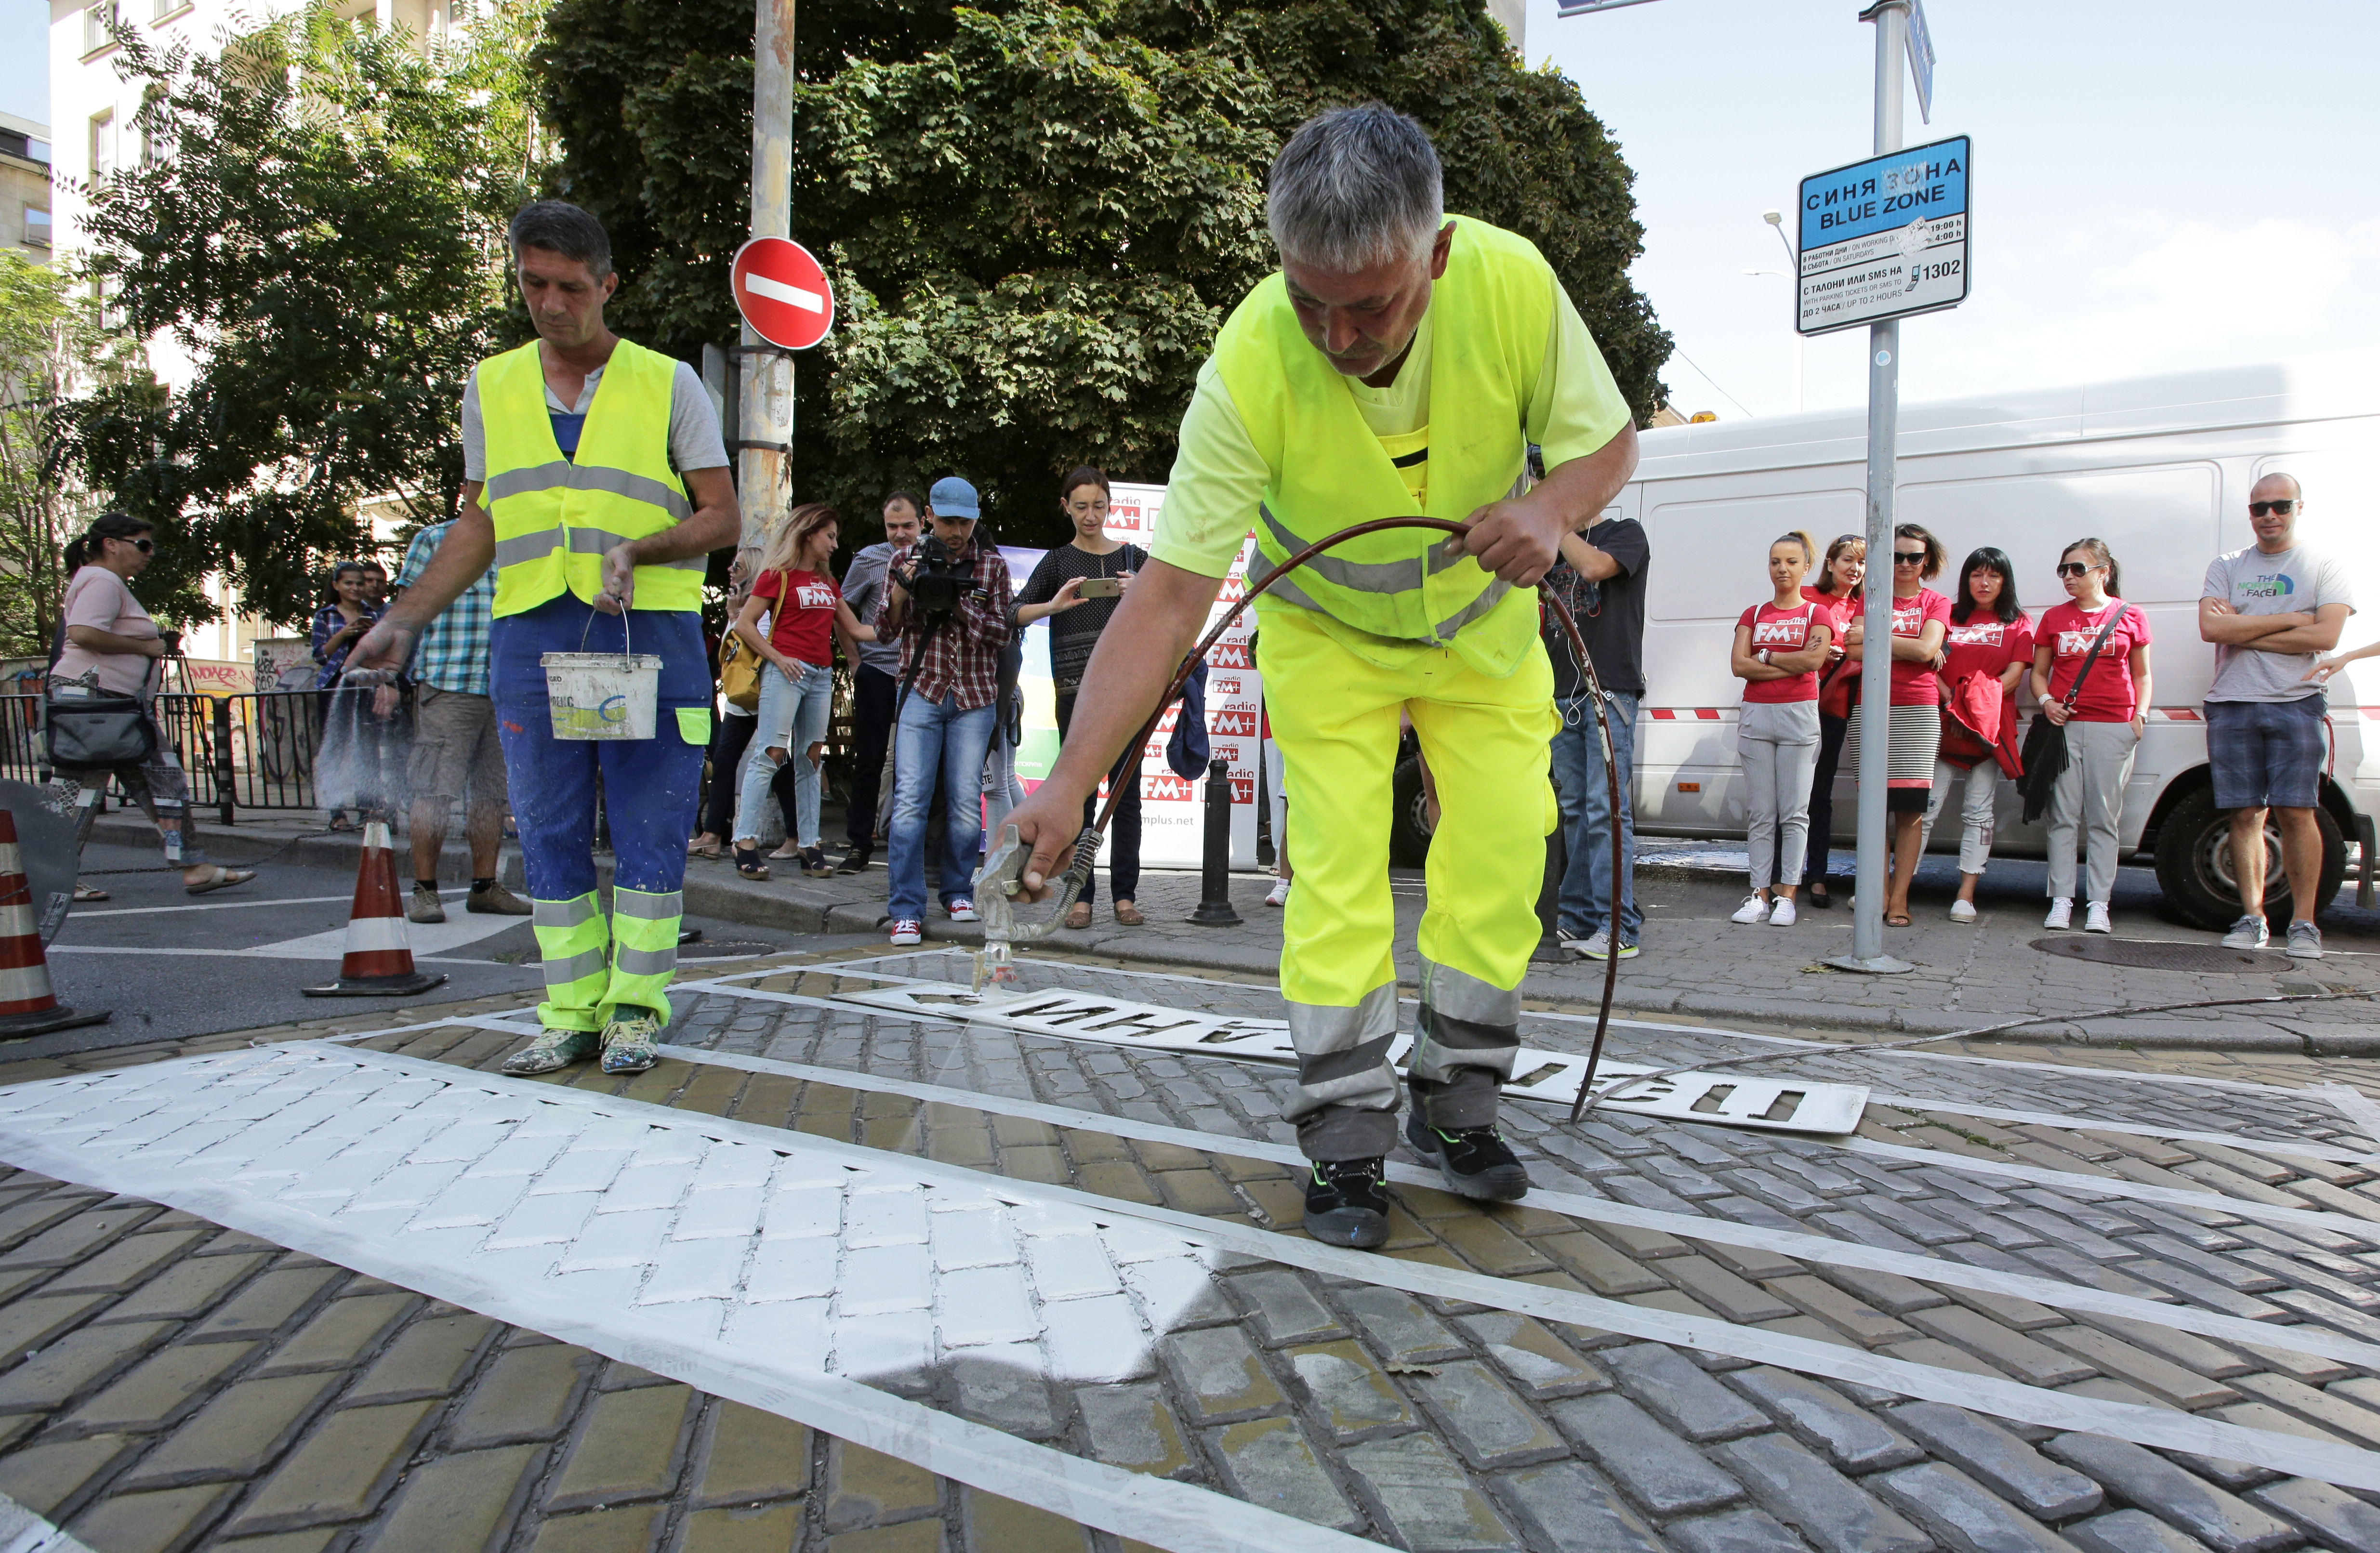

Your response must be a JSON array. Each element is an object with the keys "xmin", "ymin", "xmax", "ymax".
[
  {"xmin": 494, "ymin": 530, "xmax": 563, "ymax": 568},
  {"xmin": 532, "ymin": 895, "xmax": 599, "ymax": 928},
  {"xmin": 1283, "ymin": 985, "xmax": 1399, "ymax": 1059},
  {"xmin": 1432, "ymin": 579, "xmax": 1511, "ymax": 641},
  {"xmin": 492, "ymin": 527, "xmax": 704, "ymax": 574},
  {"xmin": 540, "ymin": 948, "xmax": 608, "ymax": 988},
  {"xmin": 611, "ymin": 890, "xmax": 683, "ymax": 921},
  {"xmin": 1259, "ymin": 505, "xmax": 1426, "ymax": 595},
  {"xmin": 487, "ymin": 460, "xmax": 693, "ymax": 521},
  {"xmin": 1299, "ymin": 1033, "xmax": 1399, "ymax": 1089},
  {"xmin": 614, "ymin": 944, "xmax": 677, "ymax": 978},
  {"xmin": 563, "ymin": 528, "xmax": 708, "ymax": 572},
  {"xmin": 1420, "ymin": 958, "xmax": 1519, "ymax": 1027}
]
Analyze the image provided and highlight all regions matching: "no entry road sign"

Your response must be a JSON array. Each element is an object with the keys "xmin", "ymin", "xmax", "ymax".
[
  {"xmin": 731, "ymin": 237, "xmax": 834, "ymax": 351},
  {"xmin": 1796, "ymin": 135, "xmax": 1970, "ymax": 337}
]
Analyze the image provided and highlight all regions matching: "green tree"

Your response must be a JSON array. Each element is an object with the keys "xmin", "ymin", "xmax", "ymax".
[
  {"xmin": 533, "ymin": 0, "xmax": 1667, "ymax": 549},
  {"xmin": 58, "ymin": 0, "xmax": 547, "ymax": 627},
  {"xmin": 0, "ymin": 253, "xmax": 150, "ymax": 657}
]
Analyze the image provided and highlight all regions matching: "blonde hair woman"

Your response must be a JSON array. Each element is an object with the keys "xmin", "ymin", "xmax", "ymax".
[
  {"xmin": 1730, "ymin": 531, "xmax": 1834, "ymax": 926},
  {"xmin": 727, "ymin": 506, "xmax": 873, "ymax": 880}
]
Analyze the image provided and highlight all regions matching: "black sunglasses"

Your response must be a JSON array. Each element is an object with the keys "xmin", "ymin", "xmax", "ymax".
[
  {"xmin": 115, "ymin": 538, "xmax": 154, "ymax": 553},
  {"xmin": 1892, "ymin": 550, "xmax": 1928, "ymax": 563},
  {"xmin": 2248, "ymin": 500, "xmax": 2296, "ymax": 517},
  {"xmin": 2055, "ymin": 561, "xmax": 2100, "ymax": 578}
]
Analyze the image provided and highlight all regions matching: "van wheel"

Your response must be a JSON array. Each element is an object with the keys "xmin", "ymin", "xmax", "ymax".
[
  {"xmin": 1391, "ymin": 752, "xmax": 1435, "ymax": 869},
  {"xmin": 2152, "ymin": 784, "xmax": 2344, "ymax": 931}
]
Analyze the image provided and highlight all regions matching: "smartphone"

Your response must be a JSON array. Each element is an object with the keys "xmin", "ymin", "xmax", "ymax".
[{"xmin": 1076, "ymin": 577, "xmax": 1124, "ymax": 598}]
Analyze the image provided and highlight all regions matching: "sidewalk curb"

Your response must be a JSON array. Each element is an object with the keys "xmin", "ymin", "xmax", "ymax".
[{"xmin": 88, "ymin": 815, "xmax": 529, "ymax": 889}]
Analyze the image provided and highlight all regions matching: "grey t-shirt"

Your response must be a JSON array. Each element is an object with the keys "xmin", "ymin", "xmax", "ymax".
[
  {"xmin": 2202, "ymin": 544, "xmax": 2356, "ymax": 703},
  {"xmin": 460, "ymin": 355, "xmax": 729, "ymax": 482},
  {"xmin": 839, "ymin": 542, "xmax": 902, "ymax": 676}
]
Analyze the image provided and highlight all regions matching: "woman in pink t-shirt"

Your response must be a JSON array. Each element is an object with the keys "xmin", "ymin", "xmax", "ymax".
[
  {"xmin": 2030, "ymin": 538, "xmax": 2154, "ymax": 934},
  {"xmin": 1922, "ymin": 547, "xmax": 2033, "ymax": 922},
  {"xmin": 1841, "ymin": 524, "xmax": 1951, "ymax": 926},
  {"xmin": 1729, "ymin": 532, "xmax": 1835, "ymax": 927},
  {"xmin": 1797, "ymin": 534, "xmax": 1865, "ymax": 908}
]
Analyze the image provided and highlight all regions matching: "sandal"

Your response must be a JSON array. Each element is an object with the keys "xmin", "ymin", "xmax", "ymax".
[
  {"xmin": 186, "ymin": 866, "xmax": 257, "ymax": 896},
  {"xmin": 72, "ymin": 882, "xmax": 109, "ymax": 903},
  {"xmin": 687, "ymin": 835, "xmax": 723, "ymax": 859},
  {"xmin": 1885, "ymin": 912, "xmax": 1913, "ymax": 928},
  {"xmin": 1112, "ymin": 901, "xmax": 1145, "ymax": 926},
  {"xmin": 734, "ymin": 845, "xmax": 769, "ymax": 882},
  {"xmin": 326, "ymin": 815, "xmax": 358, "ymax": 833}
]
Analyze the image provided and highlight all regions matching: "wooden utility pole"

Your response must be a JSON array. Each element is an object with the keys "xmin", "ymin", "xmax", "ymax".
[{"xmin": 736, "ymin": 0, "xmax": 796, "ymax": 550}]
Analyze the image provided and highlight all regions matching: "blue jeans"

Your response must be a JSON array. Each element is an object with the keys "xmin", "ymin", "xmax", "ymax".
[
  {"xmin": 732, "ymin": 660, "xmax": 834, "ymax": 847},
  {"xmin": 1550, "ymin": 690, "xmax": 1641, "ymax": 943},
  {"xmin": 888, "ymin": 692, "xmax": 996, "ymax": 920}
]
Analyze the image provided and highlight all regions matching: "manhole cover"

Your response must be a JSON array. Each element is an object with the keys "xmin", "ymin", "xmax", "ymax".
[
  {"xmin": 2030, "ymin": 936, "xmax": 2279, "ymax": 973},
  {"xmin": 676, "ymin": 940, "xmax": 781, "ymax": 960}
]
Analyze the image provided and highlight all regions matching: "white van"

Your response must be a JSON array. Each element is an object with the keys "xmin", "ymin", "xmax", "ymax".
[{"xmin": 1618, "ymin": 348, "xmax": 2380, "ymax": 929}]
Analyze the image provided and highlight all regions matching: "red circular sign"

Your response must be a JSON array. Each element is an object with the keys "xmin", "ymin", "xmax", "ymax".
[{"xmin": 730, "ymin": 237, "xmax": 835, "ymax": 351}]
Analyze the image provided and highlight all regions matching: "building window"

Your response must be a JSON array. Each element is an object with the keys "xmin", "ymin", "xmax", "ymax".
[
  {"xmin": 152, "ymin": 0, "xmax": 187, "ymax": 18},
  {"xmin": 22, "ymin": 208, "xmax": 49, "ymax": 249},
  {"xmin": 83, "ymin": 0, "xmax": 119, "ymax": 53},
  {"xmin": 89, "ymin": 111, "xmax": 114, "ymax": 181}
]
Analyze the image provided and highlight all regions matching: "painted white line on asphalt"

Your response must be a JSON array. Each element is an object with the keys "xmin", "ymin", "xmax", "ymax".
[
  {"xmin": 252, "ymin": 909, "xmax": 527, "ymax": 959},
  {"xmin": 2320, "ymin": 1084, "xmax": 2380, "ymax": 1151},
  {"xmin": 0, "ymin": 1047, "xmax": 1368, "ymax": 1553},
  {"xmin": 0, "ymin": 1489, "xmax": 98, "ymax": 1553},
  {"xmin": 790, "ymin": 954, "xmax": 2321, "ymax": 1098},
  {"xmin": 1867, "ymin": 1094, "xmax": 2380, "ymax": 1170},
  {"xmin": 71, "ymin": 894, "xmax": 356, "ymax": 917},
  {"xmin": 1841, "ymin": 1137, "xmax": 2380, "ymax": 1244},
  {"xmin": 45, "ymin": 946, "xmax": 522, "ymax": 967},
  {"xmin": 358, "ymin": 1013, "xmax": 2380, "ymax": 1374}
]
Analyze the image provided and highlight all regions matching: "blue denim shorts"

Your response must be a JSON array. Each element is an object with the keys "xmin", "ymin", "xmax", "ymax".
[{"xmin": 2206, "ymin": 695, "xmax": 2326, "ymax": 810}]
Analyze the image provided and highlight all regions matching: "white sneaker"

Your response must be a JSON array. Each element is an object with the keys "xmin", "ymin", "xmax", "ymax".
[
  {"xmin": 2287, "ymin": 921, "xmax": 2324, "ymax": 960},
  {"xmin": 2221, "ymin": 915, "xmax": 2270, "ymax": 950},
  {"xmin": 2043, "ymin": 897, "xmax": 2073, "ymax": 931},
  {"xmin": 1567, "ymin": 929, "xmax": 1640, "ymax": 961},
  {"xmin": 1731, "ymin": 895, "xmax": 1771, "ymax": 924},
  {"xmin": 946, "ymin": 898, "xmax": 979, "ymax": 923},
  {"xmin": 1949, "ymin": 899, "xmax": 1977, "ymax": 923},
  {"xmin": 1266, "ymin": 877, "xmax": 1291, "ymax": 908},
  {"xmin": 2084, "ymin": 901, "xmax": 2113, "ymax": 934},
  {"xmin": 1768, "ymin": 897, "xmax": 1798, "ymax": 926},
  {"xmin": 888, "ymin": 917, "xmax": 922, "ymax": 947}
]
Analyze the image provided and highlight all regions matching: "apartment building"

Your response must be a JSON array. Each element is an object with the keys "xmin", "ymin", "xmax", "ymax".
[{"xmin": 0, "ymin": 113, "xmax": 50, "ymax": 261}]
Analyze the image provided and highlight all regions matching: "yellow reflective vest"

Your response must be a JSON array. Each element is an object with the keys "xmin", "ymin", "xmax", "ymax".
[
  {"xmin": 477, "ymin": 338, "xmax": 705, "ymax": 617},
  {"xmin": 1215, "ymin": 214, "xmax": 1555, "ymax": 677}
]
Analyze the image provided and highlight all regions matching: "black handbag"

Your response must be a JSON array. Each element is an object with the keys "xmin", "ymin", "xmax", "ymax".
[
  {"xmin": 44, "ymin": 687, "xmax": 157, "ymax": 771},
  {"xmin": 2016, "ymin": 607, "xmax": 2130, "ymax": 823}
]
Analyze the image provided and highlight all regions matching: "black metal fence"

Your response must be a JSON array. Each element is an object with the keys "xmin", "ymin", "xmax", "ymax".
[{"xmin": 0, "ymin": 690, "xmax": 329, "ymax": 822}]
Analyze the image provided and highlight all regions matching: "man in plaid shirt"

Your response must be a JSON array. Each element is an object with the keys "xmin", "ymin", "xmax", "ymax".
[
  {"xmin": 873, "ymin": 476, "xmax": 1013, "ymax": 945},
  {"xmin": 393, "ymin": 518, "xmax": 531, "ymax": 923}
]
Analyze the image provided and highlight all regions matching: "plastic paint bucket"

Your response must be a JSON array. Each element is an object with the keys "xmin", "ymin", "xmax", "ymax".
[{"xmin": 541, "ymin": 648, "xmax": 661, "ymax": 741}]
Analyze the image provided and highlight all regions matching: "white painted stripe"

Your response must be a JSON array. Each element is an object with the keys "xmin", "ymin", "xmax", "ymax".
[
  {"xmin": 75, "ymin": 894, "xmax": 356, "ymax": 918},
  {"xmin": 745, "ymin": 272, "xmax": 824, "ymax": 312},
  {"xmin": 1869, "ymin": 1093, "xmax": 2380, "ymax": 1170},
  {"xmin": 374, "ymin": 1015, "xmax": 2380, "ymax": 1375},
  {"xmin": 362, "ymin": 821, "xmax": 392, "ymax": 850},
  {"xmin": 324, "ymin": 1048, "xmax": 2380, "ymax": 1491},
  {"xmin": 0, "ymin": 905, "xmax": 40, "ymax": 940},
  {"xmin": 2322, "ymin": 1084, "xmax": 2380, "ymax": 1150},
  {"xmin": 46, "ymin": 946, "xmax": 518, "ymax": 968},
  {"xmin": 770, "ymin": 955, "xmax": 2320, "ymax": 1097},
  {"xmin": 0, "ymin": 1487, "xmax": 99, "ymax": 1552},
  {"xmin": 0, "ymin": 965, "xmax": 53, "ymax": 1000},
  {"xmin": 1842, "ymin": 1137, "xmax": 2380, "ymax": 1244},
  {"xmin": 0, "ymin": 1057, "xmax": 1368, "ymax": 1553},
  {"xmin": 337, "ymin": 917, "xmax": 411, "ymax": 955}
]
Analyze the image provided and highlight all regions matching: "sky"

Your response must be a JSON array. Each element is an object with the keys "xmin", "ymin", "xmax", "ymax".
[
  {"xmin": 0, "ymin": 2, "xmax": 44, "ymax": 129},
  {"xmin": 1533, "ymin": 0, "xmax": 2380, "ymax": 418}
]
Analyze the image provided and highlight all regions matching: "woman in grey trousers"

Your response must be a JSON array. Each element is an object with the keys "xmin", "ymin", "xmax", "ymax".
[
  {"xmin": 2029, "ymin": 538, "xmax": 2155, "ymax": 935},
  {"xmin": 1731, "ymin": 532, "xmax": 1836, "ymax": 927}
]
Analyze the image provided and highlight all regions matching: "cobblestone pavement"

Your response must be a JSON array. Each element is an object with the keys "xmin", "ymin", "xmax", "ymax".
[{"xmin": 6, "ymin": 944, "xmax": 2380, "ymax": 1552}]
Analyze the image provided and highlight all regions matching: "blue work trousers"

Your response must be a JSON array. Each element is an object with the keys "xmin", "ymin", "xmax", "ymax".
[
  {"xmin": 887, "ymin": 692, "xmax": 995, "ymax": 921},
  {"xmin": 1550, "ymin": 690, "xmax": 1642, "ymax": 944},
  {"xmin": 491, "ymin": 595, "xmax": 710, "ymax": 1006}
]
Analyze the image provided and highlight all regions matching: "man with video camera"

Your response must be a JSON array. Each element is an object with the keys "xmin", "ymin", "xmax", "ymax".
[{"xmin": 874, "ymin": 476, "xmax": 1015, "ymax": 946}]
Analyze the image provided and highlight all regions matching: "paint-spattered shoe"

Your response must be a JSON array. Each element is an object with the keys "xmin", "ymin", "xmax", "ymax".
[
  {"xmin": 1302, "ymin": 1158, "xmax": 1390, "ymax": 1249},
  {"xmin": 501, "ymin": 1028, "xmax": 597, "ymax": 1076},
  {"xmin": 1405, "ymin": 1110, "xmax": 1531, "ymax": 1202},
  {"xmin": 599, "ymin": 1015, "xmax": 661, "ymax": 1075}
]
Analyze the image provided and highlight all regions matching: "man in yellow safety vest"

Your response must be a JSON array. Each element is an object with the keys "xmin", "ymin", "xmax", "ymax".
[
  {"xmin": 1000, "ymin": 105, "xmax": 1640, "ymax": 1249},
  {"xmin": 350, "ymin": 201, "xmax": 740, "ymax": 1075}
]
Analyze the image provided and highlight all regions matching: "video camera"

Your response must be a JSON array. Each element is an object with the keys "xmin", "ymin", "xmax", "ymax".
[{"xmin": 905, "ymin": 533, "xmax": 973, "ymax": 622}]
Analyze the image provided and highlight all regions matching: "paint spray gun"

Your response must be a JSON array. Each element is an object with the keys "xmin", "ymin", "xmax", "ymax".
[{"xmin": 970, "ymin": 822, "xmax": 1100, "ymax": 995}]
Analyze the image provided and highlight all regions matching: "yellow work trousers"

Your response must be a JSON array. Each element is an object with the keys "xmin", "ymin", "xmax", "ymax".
[{"xmin": 1260, "ymin": 606, "xmax": 1557, "ymax": 1160}]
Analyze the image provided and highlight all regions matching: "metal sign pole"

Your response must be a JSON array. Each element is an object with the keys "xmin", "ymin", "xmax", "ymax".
[
  {"xmin": 737, "ymin": 0, "xmax": 797, "ymax": 551},
  {"xmin": 1839, "ymin": 0, "xmax": 1917, "ymax": 974}
]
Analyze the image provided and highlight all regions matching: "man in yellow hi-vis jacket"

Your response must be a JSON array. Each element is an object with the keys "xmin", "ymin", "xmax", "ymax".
[
  {"xmin": 351, "ymin": 202, "xmax": 739, "ymax": 1076},
  {"xmin": 1001, "ymin": 105, "xmax": 1640, "ymax": 1250}
]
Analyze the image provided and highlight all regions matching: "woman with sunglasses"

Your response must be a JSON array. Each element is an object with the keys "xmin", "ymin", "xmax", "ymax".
[
  {"xmin": 2032, "ymin": 538, "xmax": 2152, "ymax": 934},
  {"xmin": 1798, "ymin": 534, "xmax": 1866, "ymax": 907},
  {"xmin": 53, "ymin": 513, "xmax": 256, "ymax": 896},
  {"xmin": 1922, "ymin": 548, "xmax": 2032, "ymax": 922},
  {"xmin": 1850, "ymin": 524, "xmax": 1951, "ymax": 927},
  {"xmin": 1729, "ymin": 532, "xmax": 1833, "ymax": 926}
]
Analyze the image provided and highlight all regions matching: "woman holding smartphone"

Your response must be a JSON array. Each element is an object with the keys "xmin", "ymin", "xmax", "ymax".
[
  {"xmin": 1798, "ymin": 534, "xmax": 1865, "ymax": 908},
  {"xmin": 1017, "ymin": 467, "xmax": 1149, "ymax": 928},
  {"xmin": 2031, "ymin": 538, "xmax": 2152, "ymax": 934},
  {"xmin": 1924, "ymin": 547, "xmax": 2032, "ymax": 922},
  {"xmin": 1730, "ymin": 532, "xmax": 1834, "ymax": 926}
]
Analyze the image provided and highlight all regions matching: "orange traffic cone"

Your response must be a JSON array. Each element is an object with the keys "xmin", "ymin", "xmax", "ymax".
[
  {"xmin": 0, "ymin": 809, "xmax": 107, "ymax": 1036},
  {"xmin": 302, "ymin": 818, "xmax": 448, "ymax": 998}
]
